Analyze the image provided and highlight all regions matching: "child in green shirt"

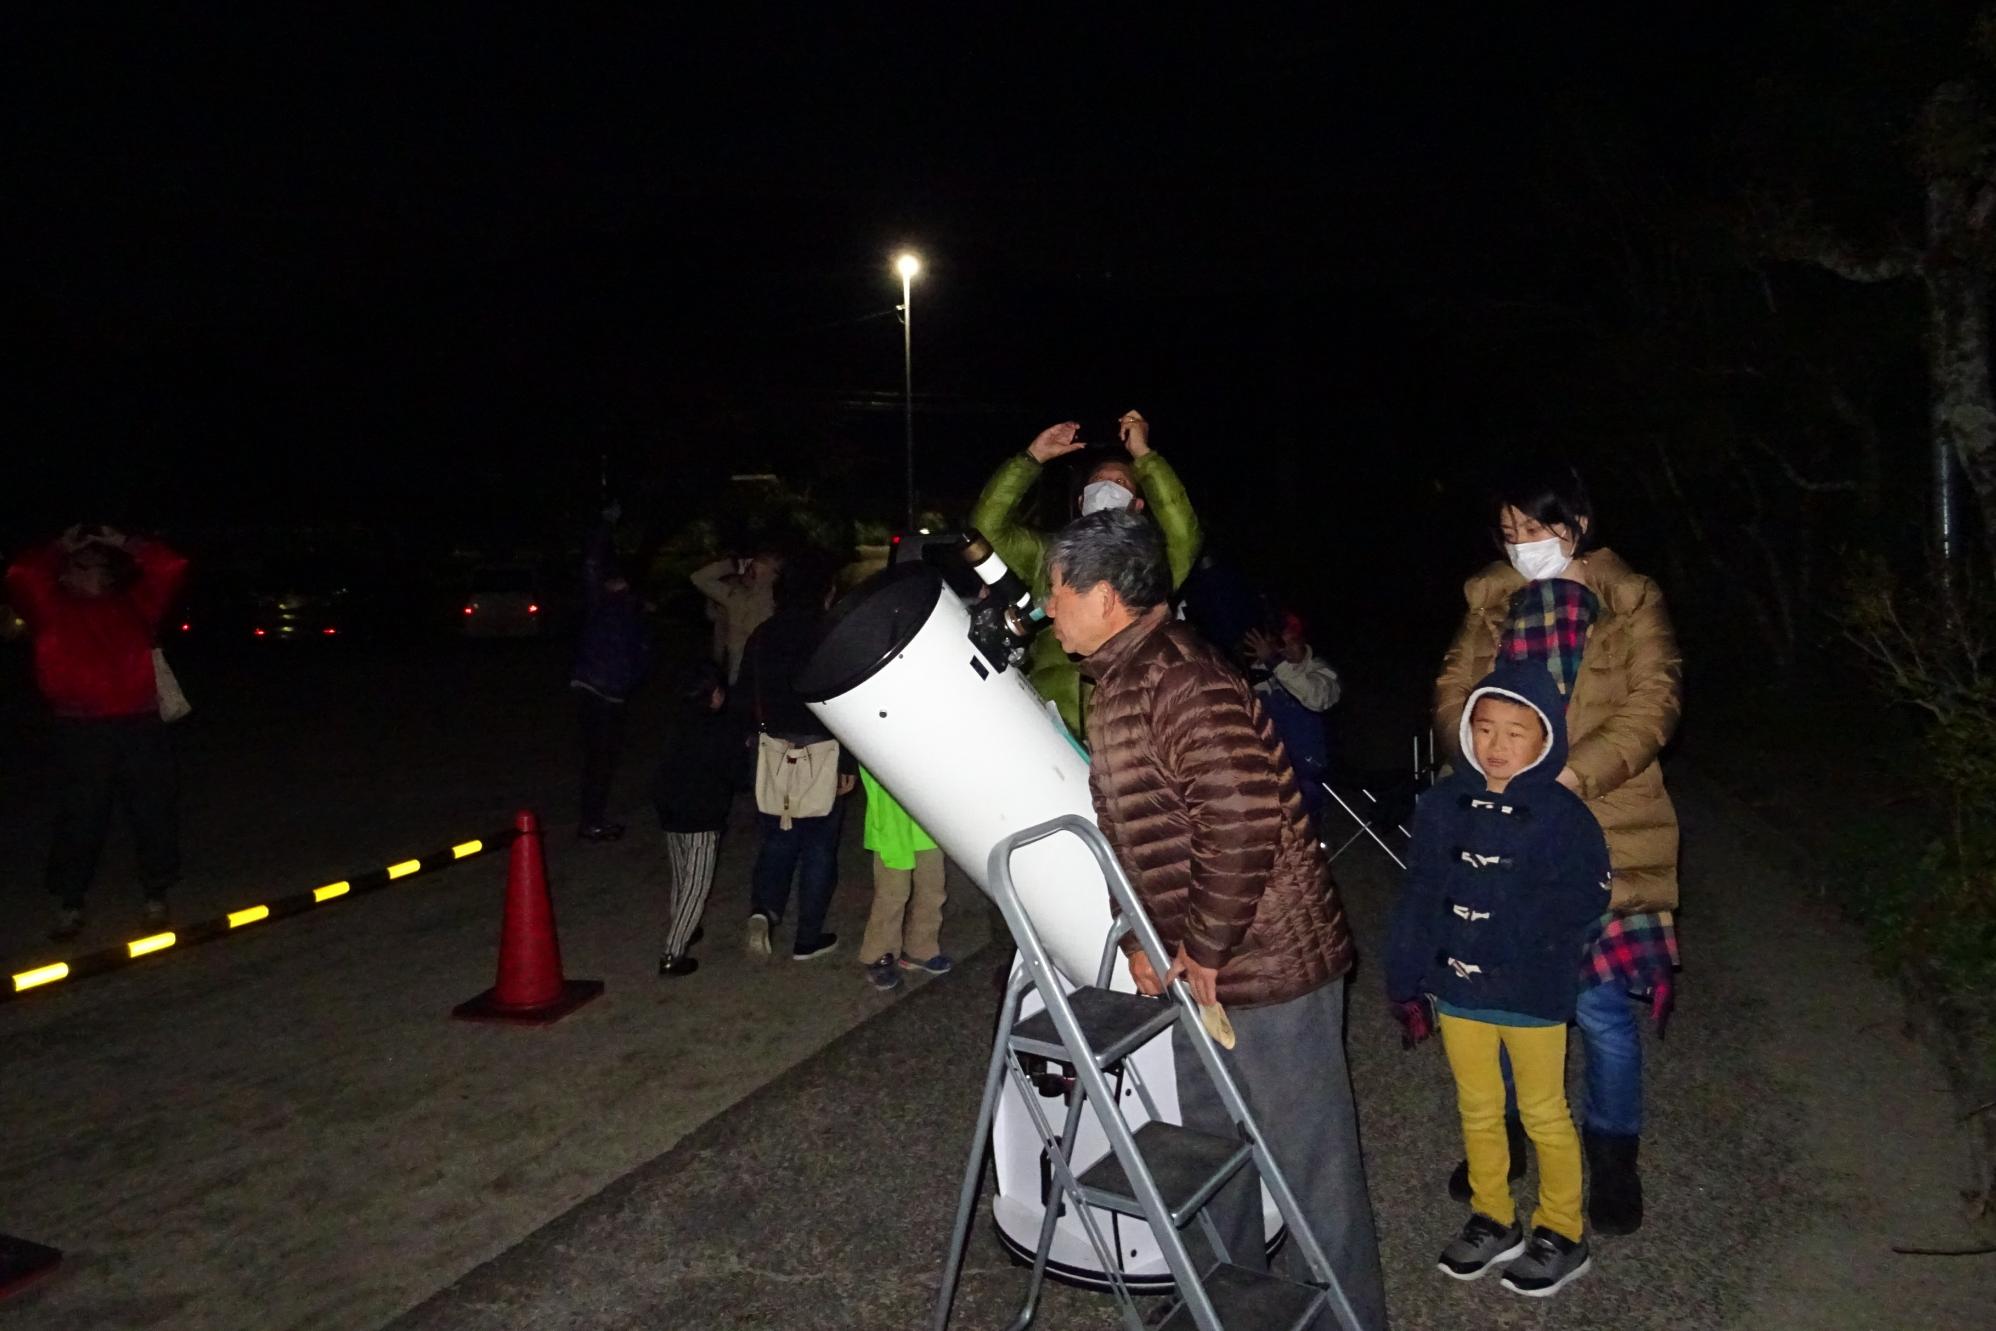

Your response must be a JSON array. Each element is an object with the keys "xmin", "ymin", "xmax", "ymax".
[{"xmin": 857, "ymin": 768, "xmax": 950, "ymax": 991}]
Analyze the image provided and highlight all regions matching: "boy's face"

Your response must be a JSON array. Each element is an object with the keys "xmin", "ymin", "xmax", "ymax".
[{"xmin": 1469, "ymin": 695, "xmax": 1546, "ymax": 789}]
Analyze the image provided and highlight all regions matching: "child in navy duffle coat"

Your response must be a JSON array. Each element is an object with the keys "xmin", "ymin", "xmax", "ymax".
[{"xmin": 1386, "ymin": 660, "xmax": 1611, "ymax": 1298}]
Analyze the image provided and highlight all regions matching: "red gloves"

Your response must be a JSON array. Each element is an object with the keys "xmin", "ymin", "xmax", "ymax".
[{"xmin": 1391, "ymin": 996, "xmax": 1435, "ymax": 1049}]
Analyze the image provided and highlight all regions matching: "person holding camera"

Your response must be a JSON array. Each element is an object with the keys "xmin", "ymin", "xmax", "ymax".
[
  {"xmin": 7, "ymin": 524, "xmax": 189, "ymax": 941},
  {"xmin": 690, "ymin": 543, "xmax": 782, "ymax": 686},
  {"xmin": 966, "ymin": 410, "xmax": 1202, "ymax": 736}
]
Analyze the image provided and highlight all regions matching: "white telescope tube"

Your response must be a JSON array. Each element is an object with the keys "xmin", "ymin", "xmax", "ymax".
[{"xmin": 798, "ymin": 566, "xmax": 1116, "ymax": 983}]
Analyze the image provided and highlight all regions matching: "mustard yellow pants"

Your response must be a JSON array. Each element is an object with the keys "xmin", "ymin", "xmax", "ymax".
[{"xmin": 1438, "ymin": 1013, "xmax": 1584, "ymax": 1241}]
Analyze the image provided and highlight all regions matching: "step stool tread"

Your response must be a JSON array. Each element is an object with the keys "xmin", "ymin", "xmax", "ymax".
[
  {"xmin": 1155, "ymin": 1262, "xmax": 1326, "ymax": 1331},
  {"xmin": 1010, "ymin": 986, "xmax": 1177, "ymax": 1065},
  {"xmin": 1075, "ymin": 1120, "xmax": 1250, "ymax": 1221}
]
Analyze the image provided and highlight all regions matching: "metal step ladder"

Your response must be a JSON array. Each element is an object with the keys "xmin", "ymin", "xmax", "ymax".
[{"xmin": 932, "ymin": 815, "xmax": 1364, "ymax": 1331}]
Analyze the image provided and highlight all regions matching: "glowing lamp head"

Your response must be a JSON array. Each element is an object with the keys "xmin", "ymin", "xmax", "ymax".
[{"xmin": 895, "ymin": 253, "xmax": 921, "ymax": 281}]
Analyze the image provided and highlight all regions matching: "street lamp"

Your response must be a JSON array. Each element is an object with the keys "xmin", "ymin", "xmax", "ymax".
[{"xmin": 895, "ymin": 251, "xmax": 921, "ymax": 532}]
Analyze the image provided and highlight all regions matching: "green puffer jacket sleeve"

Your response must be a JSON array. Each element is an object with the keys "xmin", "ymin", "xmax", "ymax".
[
  {"xmin": 1131, "ymin": 452, "xmax": 1204, "ymax": 588},
  {"xmin": 968, "ymin": 449, "xmax": 1205, "ymax": 739},
  {"xmin": 967, "ymin": 454, "xmax": 1053, "ymax": 594}
]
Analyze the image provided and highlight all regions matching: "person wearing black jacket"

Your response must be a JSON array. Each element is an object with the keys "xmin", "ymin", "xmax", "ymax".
[
  {"xmin": 735, "ymin": 551, "xmax": 856, "ymax": 961},
  {"xmin": 651, "ymin": 660, "xmax": 744, "ymax": 976},
  {"xmin": 571, "ymin": 512, "xmax": 651, "ymax": 841}
]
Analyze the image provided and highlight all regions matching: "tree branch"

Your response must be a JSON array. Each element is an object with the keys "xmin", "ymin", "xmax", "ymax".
[
  {"xmin": 1745, "ymin": 433, "xmax": 1862, "ymax": 492},
  {"xmin": 1773, "ymin": 228, "xmax": 1921, "ymax": 282}
]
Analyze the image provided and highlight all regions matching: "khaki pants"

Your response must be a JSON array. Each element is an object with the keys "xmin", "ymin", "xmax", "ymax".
[
  {"xmin": 859, "ymin": 849, "xmax": 945, "ymax": 964},
  {"xmin": 1439, "ymin": 1012, "xmax": 1584, "ymax": 1241}
]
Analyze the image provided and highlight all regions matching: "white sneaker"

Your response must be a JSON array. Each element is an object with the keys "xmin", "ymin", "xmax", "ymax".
[{"xmin": 745, "ymin": 913, "xmax": 772, "ymax": 957}]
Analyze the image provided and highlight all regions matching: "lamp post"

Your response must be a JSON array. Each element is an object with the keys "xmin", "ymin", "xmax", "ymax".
[{"xmin": 895, "ymin": 252, "xmax": 921, "ymax": 533}]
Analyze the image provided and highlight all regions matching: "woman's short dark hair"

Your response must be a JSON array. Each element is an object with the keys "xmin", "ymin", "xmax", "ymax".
[
  {"xmin": 1491, "ymin": 463, "xmax": 1599, "ymax": 555},
  {"xmin": 774, "ymin": 548, "xmax": 841, "ymax": 609}
]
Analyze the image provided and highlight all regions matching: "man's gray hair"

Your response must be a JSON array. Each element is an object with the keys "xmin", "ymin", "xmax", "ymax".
[{"xmin": 1047, "ymin": 510, "xmax": 1170, "ymax": 612}]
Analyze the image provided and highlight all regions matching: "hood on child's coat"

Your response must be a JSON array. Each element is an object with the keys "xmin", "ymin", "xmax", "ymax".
[{"xmin": 1456, "ymin": 659, "xmax": 1569, "ymax": 787}]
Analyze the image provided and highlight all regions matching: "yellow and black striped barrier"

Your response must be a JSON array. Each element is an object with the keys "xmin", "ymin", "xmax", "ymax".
[{"xmin": 4, "ymin": 829, "xmax": 515, "ymax": 1003}]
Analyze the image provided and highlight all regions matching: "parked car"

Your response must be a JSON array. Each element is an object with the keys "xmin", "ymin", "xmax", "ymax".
[
  {"xmin": 250, "ymin": 580, "xmax": 358, "ymax": 642},
  {"xmin": 460, "ymin": 566, "xmax": 544, "ymax": 638}
]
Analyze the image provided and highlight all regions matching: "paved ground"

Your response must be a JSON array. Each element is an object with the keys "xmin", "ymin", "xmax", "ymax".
[
  {"xmin": 0, "ymin": 641, "xmax": 990, "ymax": 1331},
  {"xmin": 385, "ymin": 766, "xmax": 1996, "ymax": 1331},
  {"xmin": 4, "ymin": 639, "xmax": 1991, "ymax": 1329}
]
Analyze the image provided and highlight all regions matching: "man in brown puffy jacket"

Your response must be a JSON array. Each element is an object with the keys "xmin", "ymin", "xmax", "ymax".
[{"xmin": 1046, "ymin": 509, "xmax": 1386, "ymax": 1330}]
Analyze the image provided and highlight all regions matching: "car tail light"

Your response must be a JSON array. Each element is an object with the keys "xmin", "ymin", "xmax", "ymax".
[
  {"xmin": 463, "ymin": 606, "xmax": 475, "ymax": 616},
  {"xmin": 254, "ymin": 628, "xmax": 266, "ymax": 637},
  {"xmin": 323, "ymin": 627, "xmax": 337, "ymax": 636},
  {"xmin": 180, "ymin": 622, "xmax": 191, "ymax": 632},
  {"xmin": 528, "ymin": 603, "xmax": 540, "ymax": 615}
]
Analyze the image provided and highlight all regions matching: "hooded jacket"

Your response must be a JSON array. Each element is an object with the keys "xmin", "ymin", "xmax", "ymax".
[
  {"xmin": 1083, "ymin": 607, "xmax": 1354, "ymax": 1008},
  {"xmin": 1388, "ymin": 661, "xmax": 1612, "ymax": 1023},
  {"xmin": 1434, "ymin": 550, "xmax": 1681, "ymax": 912}
]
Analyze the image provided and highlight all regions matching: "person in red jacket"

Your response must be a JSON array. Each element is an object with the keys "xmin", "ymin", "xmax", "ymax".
[{"xmin": 7, "ymin": 525, "xmax": 189, "ymax": 940}]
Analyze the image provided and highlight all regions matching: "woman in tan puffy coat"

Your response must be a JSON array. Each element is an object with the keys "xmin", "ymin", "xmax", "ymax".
[{"xmin": 1433, "ymin": 464, "xmax": 1682, "ymax": 1236}]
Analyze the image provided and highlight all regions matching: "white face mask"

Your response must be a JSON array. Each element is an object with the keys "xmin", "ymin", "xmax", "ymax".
[
  {"xmin": 1079, "ymin": 480, "xmax": 1136, "ymax": 516},
  {"xmin": 1505, "ymin": 536, "xmax": 1572, "ymax": 582}
]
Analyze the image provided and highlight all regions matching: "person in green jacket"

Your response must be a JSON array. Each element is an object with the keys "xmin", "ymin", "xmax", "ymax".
[
  {"xmin": 967, "ymin": 410, "xmax": 1203, "ymax": 735},
  {"xmin": 858, "ymin": 768, "xmax": 950, "ymax": 992}
]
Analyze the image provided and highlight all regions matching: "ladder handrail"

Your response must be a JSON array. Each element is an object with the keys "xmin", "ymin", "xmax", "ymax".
[
  {"xmin": 985, "ymin": 813, "xmax": 1177, "ymax": 991},
  {"xmin": 931, "ymin": 815, "xmax": 1365, "ymax": 1330},
  {"xmin": 982, "ymin": 815, "xmax": 1362, "ymax": 1331}
]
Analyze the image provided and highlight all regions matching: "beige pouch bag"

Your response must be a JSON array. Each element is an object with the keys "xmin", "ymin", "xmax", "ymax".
[{"xmin": 754, "ymin": 735, "xmax": 839, "ymax": 829}]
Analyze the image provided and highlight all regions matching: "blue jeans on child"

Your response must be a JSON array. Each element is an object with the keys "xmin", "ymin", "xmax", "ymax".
[
  {"xmin": 1496, "ymin": 981, "xmax": 1643, "ymax": 1135},
  {"xmin": 750, "ymin": 804, "xmax": 845, "ymax": 951}
]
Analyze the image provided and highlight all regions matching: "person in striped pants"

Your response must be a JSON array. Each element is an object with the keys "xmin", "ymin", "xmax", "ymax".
[{"xmin": 651, "ymin": 662, "xmax": 745, "ymax": 976}]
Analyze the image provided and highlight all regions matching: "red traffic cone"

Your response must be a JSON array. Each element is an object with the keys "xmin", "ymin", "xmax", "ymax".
[
  {"xmin": 452, "ymin": 809, "xmax": 603, "ymax": 1024},
  {"xmin": 0, "ymin": 1233, "xmax": 61, "ymax": 1301}
]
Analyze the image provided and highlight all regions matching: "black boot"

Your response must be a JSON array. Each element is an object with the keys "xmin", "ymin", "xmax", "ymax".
[
  {"xmin": 1584, "ymin": 1130, "xmax": 1644, "ymax": 1234},
  {"xmin": 1447, "ymin": 1116, "xmax": 1529, "ymax": 1203}
]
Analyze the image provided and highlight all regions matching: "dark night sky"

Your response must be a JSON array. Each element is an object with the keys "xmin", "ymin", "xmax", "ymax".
[{"xmin": 7, "ymin": 2, "xmax": 1870, "ymax": 638}]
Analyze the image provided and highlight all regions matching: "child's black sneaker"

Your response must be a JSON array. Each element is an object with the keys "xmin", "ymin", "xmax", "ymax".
[
  {"xmin": 1437, "ymin": 1213, "xmax": 1526, "ymax": 1280},
  {"xmin": 657, "ymin": 954, "xmax": 699, "ymax": 977},
  {"xmin": 1499, "ymin": 1227, "xmax": 1591, "ymax": 1297}
]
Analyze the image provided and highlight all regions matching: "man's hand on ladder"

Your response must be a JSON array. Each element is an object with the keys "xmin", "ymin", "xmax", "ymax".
[{"xmin": 1163, "ymin": 944, "xmax": 1220, "ymax": 1007}]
